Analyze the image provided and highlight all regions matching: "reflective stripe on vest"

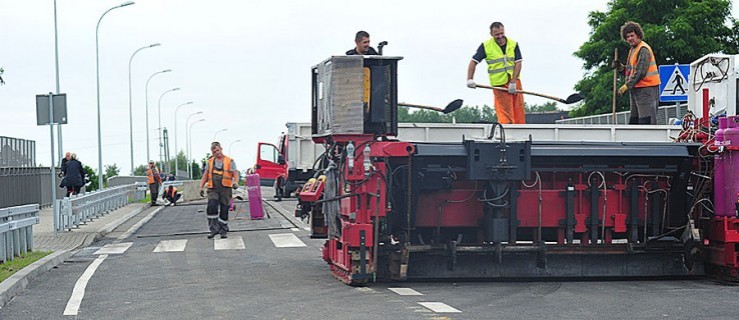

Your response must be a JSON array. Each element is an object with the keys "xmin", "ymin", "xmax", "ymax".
[
  {"xmin": 207, "ymin": 156, "xmax": 233, "ymax": 188},
  {"xmin": 484, "ymin": 37, "xmax": 517, "ymax": 86},
  {"xmin": 626, "ymin": 41, "xmax": 660, "ymax": 88}
]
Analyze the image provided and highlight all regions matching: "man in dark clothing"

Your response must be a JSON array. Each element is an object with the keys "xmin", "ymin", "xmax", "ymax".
[
  {"xmin": 346, "ymin": 30, "xmax": 379, "ymax": 55},
  {"xmin": 63, "ymin": 153, "xmax": 85, "ymax": 196},
  {"xmin": 162, "ymin": 185, "xmax": 181, "ymax": 206}
]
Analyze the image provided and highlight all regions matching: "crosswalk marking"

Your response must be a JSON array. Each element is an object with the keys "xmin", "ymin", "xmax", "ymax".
[
  {"xmin": 269, "ymin": 233, "xmax": 307, "ymax": 247},
  {"xmin": 389, "ymin": 288, "xmax": 423, "ymax": 296},
  {"xmin": 94, "ymin": 242, "xmax": 133, "ymax": 255},
  {"xmin": 153, "ymin": 239, "xmax": 188, "ymax": 252},
  {"xmin": 418, "ymin": 302, "xmax": 461, "ymax": 313},
  {"xmin": 291, "ymin": 227, "xmax": 300, "ymax": 232},
  {"xmin": 214, "ymin": 236, "xmax": 246, "ymax": 250}
]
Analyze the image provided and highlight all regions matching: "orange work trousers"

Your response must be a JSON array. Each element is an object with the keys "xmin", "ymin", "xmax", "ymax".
[{"xmin": 492, "ymin": 79, "xmax": 526, "ymax": 124}]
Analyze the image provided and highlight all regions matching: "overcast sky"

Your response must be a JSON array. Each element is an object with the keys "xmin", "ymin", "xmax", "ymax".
[{"xmin": 1, "ymin": 1, "xmax": 736, "ymax": 175}]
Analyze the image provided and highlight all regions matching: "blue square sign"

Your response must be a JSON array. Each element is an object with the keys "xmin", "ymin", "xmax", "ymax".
[{"xmin": 658, "ymin": 64, "xmax": 690, "ymax": 102}]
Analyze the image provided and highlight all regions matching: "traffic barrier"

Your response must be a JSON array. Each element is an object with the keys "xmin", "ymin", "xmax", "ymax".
[
  {"xmin": 56, "ymin": 184, "xmax": 144, "ymax": 232},
  {"xmin": 0, "ymin": 204, "xmax": 39, "ymax": 263}
]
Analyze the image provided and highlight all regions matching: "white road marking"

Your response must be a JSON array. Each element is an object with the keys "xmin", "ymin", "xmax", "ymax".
[
  {"xmin": 418, "ymin": 302, "xmax": 461, "ymax": 313},
  {"xmin": 355, "ymin": 287, "xmax": 377, "ymax": 293},
  {"xmin": 94, "ymin": 242, "xmax": 133, "ymax": 255},
  {"xmin": 389, "ymin": 288, "xmax": 423, "ymax": 296},
  {"xmin": 269, "ymin": 233, "xmax": 307, "ymax": 247},
  {"xmin": 63, "ymin": 254, "xmax": 108, "ymax": 315},
  {"xmin": 291, "ymin": 227, "xmax": 300, "ymax": 232},
  {"xmin": 303, "ymin": 227, "xmax": 311, "ymax": 231},
  {"xmin": 118, "ymin": 206, "xmax": 163, "ymax": 240},
  {"xmin": 153, "ymin": 239, "xmax": 188, "ymax": 252},
  {"xmin": 214, "ymin": 236, "xmax": 245, "ymax": 250}
]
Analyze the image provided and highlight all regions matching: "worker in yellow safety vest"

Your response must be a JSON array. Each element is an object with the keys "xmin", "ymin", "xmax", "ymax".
[
  {"xmin": 466, "ymin": 21, "xmax": 525, "ymax": 124},
  {"xmin": 199, "ymin": 141, "xmax": 240, "ymax": 239},
  {"xmin": 615, "ymin": 21, "xmax": 661, "ymax": 125},
  {"xmin": 146, "ymin": 160, "xmax": 162, "ymax": 206}
]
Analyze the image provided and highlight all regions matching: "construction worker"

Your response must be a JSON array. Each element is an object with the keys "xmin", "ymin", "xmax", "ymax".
[
  {"xmin": 199, "ymin": 141, "xmax": 240, "ymax": 239},
  {"xmin": 146, "ymin": 160, "xmax": 162, "ymax": 206},
  {"xmin": 162, "ymin": 185, "xmax": 181, "ymax": 206},
  {"xmin": 615, "ymin": 21, "xmax": 660, "ymax": 125},
  {"xmin": 346, "ymin": 30, "xmax": 379, "ymax": 55},
  {"xmin": 466, "ymin": 21, "xmax": 526, "ymax": 124}
]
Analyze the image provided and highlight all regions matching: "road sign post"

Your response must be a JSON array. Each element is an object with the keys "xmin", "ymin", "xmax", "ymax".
[{"xmin": 36, "ymin": 93, "xmax": 67, "ymax": 238}]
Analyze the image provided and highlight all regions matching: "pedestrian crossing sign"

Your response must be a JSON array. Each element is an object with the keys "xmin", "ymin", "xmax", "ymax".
[{"xmin": 658, "ymin": 64, "xmax": 690, "ymax": 102}]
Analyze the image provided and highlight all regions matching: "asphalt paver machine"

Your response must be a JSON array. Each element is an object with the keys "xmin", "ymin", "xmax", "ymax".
[{"xmin": 297, "ymin": 55, "xmax": 739, "ymax": 285}]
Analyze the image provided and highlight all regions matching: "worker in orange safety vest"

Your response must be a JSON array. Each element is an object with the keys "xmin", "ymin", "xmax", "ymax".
[
  {"xmin": 146, "ymin": 160, "xmax": 163, "ymax": 206},
  {"xmin": 199, "ymin": 141, "xmax": 240, "ymax": 239},
  {"xmin": 614, "ymin": 21, "xmax": 661, "ymax": 125}
]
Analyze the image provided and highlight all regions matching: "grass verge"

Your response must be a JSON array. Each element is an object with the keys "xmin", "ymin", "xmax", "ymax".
[
  {"xmin": 138, "ymin": 194, "xmax": 151, "ymax": 204},
  {"xmin": 0, "ymin": 251, "xmax": 53, "ymax": 282}
]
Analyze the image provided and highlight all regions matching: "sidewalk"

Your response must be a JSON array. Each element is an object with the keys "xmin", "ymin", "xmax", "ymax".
[{"xmin": 0, "ymin": 201, "xmax": 151, "ymax": 308}]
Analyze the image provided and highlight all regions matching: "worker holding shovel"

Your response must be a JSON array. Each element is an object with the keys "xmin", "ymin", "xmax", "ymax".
[
  {"xmin": 466, "ymin": 21, "xmax": 526, "ymax": 124},
  {"xmin": 614, "ymin": 21, "xmax": 660, "ymax": 125}
]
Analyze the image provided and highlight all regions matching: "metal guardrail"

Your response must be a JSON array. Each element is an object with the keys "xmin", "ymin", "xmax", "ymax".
[
  {"xmin": 556, "ymin": 103, "xmax": 689, "ymax": 125},
  {"xmin": 56, "ymin": 184, "xmax": 145, "ymax": 232},
  {"xmin": 0, "ymin": 204, "xmax": 39, "ymax": 262}
]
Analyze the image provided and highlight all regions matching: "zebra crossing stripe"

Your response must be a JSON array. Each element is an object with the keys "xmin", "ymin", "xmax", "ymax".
[
  {"xmin": 268, "ymin": 233, "xmax": 307, "ymax": 247},
  {"xmin": 214, "ymin": 236, "xmax": 246, "ymax": 250},
  {"xmin": 94, "ymin": 242, "xmax": 133, "ymax": 255},
  {"xmin": 389, "ymin": 288, "xmax": 423, "ymax": 296},
  {"xmin": 418, "ymin": 302, "xmax": 461, "ymax": 313},
  {"xmin": 153, "ymin": 239, "xmax": 188, "ymax": 252}
]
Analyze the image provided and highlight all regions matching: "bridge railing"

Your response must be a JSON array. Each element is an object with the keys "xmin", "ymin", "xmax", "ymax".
[
  {"xmin": 0, "ymin": 204, "xmax": 40, "ymax": 262},
  {"xmin": 56, "ymin": 184, "xmax": 145, "ymax": 232}
]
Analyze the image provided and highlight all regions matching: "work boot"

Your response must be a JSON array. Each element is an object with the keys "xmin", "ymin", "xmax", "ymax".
[
  {"xmin": 220, "ymin": 233, "xmax": 227, "ymax": 239},
  {"xmin": 207, "ymin": 233, "xmax": 217, "ymax": 239},
  {"xmin": 638, "ymin": 116, "xmax": 652, "ymax": 124},
  {"xmin": 628, "ymin": 116, "xmax": 639, "ymax": 125}
]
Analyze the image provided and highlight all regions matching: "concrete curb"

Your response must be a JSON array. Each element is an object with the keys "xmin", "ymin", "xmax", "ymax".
[{"xmin": 0, "ymin": 250, "xmax": 74, "ymax": 309}]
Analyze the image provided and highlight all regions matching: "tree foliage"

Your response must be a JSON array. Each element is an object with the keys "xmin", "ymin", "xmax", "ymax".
[
  {"xmin": 104, "ymin": 164, "xmax": 120, "ymax": 180},
  {"xmin": 572, "ymin": 0, "xmax": 738, "ymax": 117},
  {"xmin": 83, "ymin": 165, "xmax": 98, "ymax": 191},
  {"xmin": 399, "ymin": 101, "xmax": 562, "ymax": 123}
]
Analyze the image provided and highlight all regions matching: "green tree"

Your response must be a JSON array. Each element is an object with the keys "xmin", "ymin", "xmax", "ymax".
[
  {"xmin": 104, "ymin": 164, "xmax": 120, "ymax": 181},
  {"xmin": 133, "ymin": 164, "xmax": 147, "ymax": 176},
  {"xmin": 525, "ymin": 101, "xmax": 560, "ymax": 113},
  {"xmin": 0, "ymin": 67, "xmax": 4, "ymax": 85},
  {"xmin": 572, "ymin": 0, "xmax": 738, "ymax": 117},
  {"xmin": 167, "ymin": 151, "xmax": 188, "ymax": 175},
  {"xmin": 399, "ymin": 105, "xmax": 497, "ymax": 123},
  {"xmin": 83, "ymin": 165, "xmax": 98, "ymax": 191}
]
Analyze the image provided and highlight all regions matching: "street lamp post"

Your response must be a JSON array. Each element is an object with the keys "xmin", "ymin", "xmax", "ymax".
[
  {"xmin": 128, "ymin": 43, "xmax": 160, "ymax": 175},
  {"xmin": 185, "ymin": 112, "xmax": 203, "ymax": 178},
  {"xmin": 212, "ymin": 128, "xmax": 228, "ymax": 141},
  {"xmin": 158, "ymin": 87, "xmax": 180, "ymax": 172},
  {"xmin": 188, "ymin": 119, "xmax": 205, "ymax": 179},
  {"xmin": 173, "ymin": 101, "xmax": 193, "ymax": 178},
  {"xmin": 228, "ymin": 139, "xmax": 242, "ymax": 154},
  {"xmin": 145, "ymin": 69, "xmax": 171, "ymax": 165},
  {"xmin": 96, "ymin": 1, "xmax": 134, "ymax": 190}
]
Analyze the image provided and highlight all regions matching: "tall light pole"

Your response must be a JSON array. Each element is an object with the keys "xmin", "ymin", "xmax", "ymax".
[
  {"xmin": 128, "ymin": 43, "xmax": 160, "ymax": 175},
  {"xmin": 157, "ymin": 87, "xmax": 180, "ymax": 170},
  {"xmin": 145, "ymin": 69, "xmax": 171, "ymax": 165},
  {"xmin": 228, "ymin": 139, "xmax": 242, "ymax": 154},
  {"xmin": 212, "ymin": 128, "xmax": 228, "ymax": 141},
  {"xmin": 173, "ymin": 101, "xmax": 193, "ymax": 178},
  {"xmin": 188, "ymin": 119, "xmax": 205, "ymax": 179},
  {"xmin": 96, "ymin": 1, "xmax": 134, "ymax": 190},
  {"xmin": 185, "ymin": 113, "xmax": 203, "ymax": 179},
  {"xmin": 53, "ymin": 0, "xmax": 63, "ymax": 164}
]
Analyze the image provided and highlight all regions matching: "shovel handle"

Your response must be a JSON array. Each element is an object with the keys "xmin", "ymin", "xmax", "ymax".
[
  {"xmin": 398, "ymin": 102, "xmax": 443, "ymax": 112},
  {"xmin": 475, "ymin": 84, "xmax": 566, "ymax": 104}
]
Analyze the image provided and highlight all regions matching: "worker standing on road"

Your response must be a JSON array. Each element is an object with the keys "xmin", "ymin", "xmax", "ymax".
[
  {"xmin": 346, "ymin": 31, "xmax": 379, "ymax": 55},
  {"xmin": 200, "ymin": 141, "xmax": 240, "ymax": 239},
  {"xmin": 614, "ymin": 21, "xmax": 660, "ymax": 125},
  {"xmin": 146, "ymin": 160, "xmax": 162, "ymax": 206},
  {"xmin": 466, "ymin": 22, "xmax": 525, "ymax": 124}
]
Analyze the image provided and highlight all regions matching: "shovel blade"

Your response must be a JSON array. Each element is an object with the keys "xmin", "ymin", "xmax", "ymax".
[
  {"xmin": 564, "ymin": 93, "xmax": 584, "ymax": 104},
  {"xmin": 443, "ymin": 99, "xmax": 464, "ymax": 114}
]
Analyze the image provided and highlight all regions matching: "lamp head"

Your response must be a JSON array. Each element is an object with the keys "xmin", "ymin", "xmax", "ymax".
[
  {"xmin": 120, "ymin": 1, "xmax": 135, "ymax": 7},
  {"xmin": 150, "ymin": 43, "xmax": 161, "ymax": 48}
]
